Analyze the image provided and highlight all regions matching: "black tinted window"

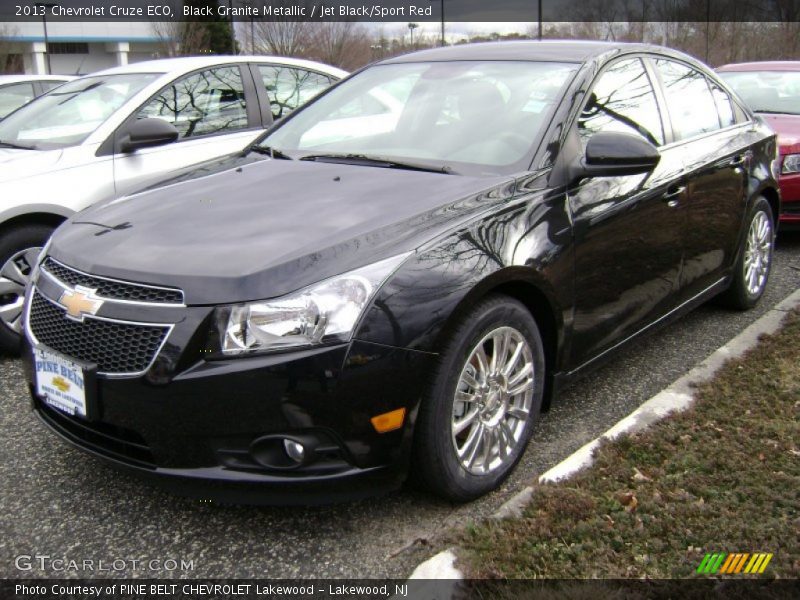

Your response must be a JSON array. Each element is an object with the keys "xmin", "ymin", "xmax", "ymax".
[
  {"xmin": 579, "ymin": 58, "xmax": 664, "ymax": 147},
  {"xmin": 711, "ymin": 84, "xmax": 736, "ymax": 127},
  {"xmin": 656, "ymin": 60, "xmax": 720, "ymax": 140}
]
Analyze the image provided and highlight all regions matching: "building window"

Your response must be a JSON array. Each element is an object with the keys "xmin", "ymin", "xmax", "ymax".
[{"xmin": 47, "ymin": 43, "xmax": 89, "ymax": 55}]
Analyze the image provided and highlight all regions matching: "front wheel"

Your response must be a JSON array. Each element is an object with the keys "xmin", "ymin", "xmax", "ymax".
[
  {"xmin": 412, "ymin": 295, "xmax": 545, "ymax": 502},
  {"xmin": 718, "ymin": 197, "xmax": 774, "ymax": 310},
  {"xmin": 0, "ymin": 224, "xmax": 54, "ymax": 353}
]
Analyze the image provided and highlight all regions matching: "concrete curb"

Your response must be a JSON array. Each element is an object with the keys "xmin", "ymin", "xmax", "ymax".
[{"xmin": 408, "ymin": 288, "xmax": 800, "ymax": 579}]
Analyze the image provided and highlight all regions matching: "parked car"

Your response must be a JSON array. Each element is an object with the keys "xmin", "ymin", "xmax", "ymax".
[
  {"xmin": 717, "ymin": 61, "xmax": 800, "ymax": 229},
  {"xmin": 0, "ymin": 75, "xmax": 74, "ymax": 120},
  {"xmin": 22, "ymin": 41, "xmax": 778, "ymax": 503},
  {"xmin": 0, "ymin": 56, "xmax": 346, "ymax": 352}
]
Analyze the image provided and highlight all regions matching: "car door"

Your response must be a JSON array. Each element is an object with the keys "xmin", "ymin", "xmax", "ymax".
[
  {"xmin": 653, "ymin": 58, "xmax": 750, "ymax": 298},
  {"xmin": 567, "ymin": 56, "xmax": 688, "ymax": 367},
  {"xmin": 110, "ymin": 64, "xmax": 264, "ymax": 198}
]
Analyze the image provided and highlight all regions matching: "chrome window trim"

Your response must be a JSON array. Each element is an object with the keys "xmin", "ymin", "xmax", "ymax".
[
  {"xmin": 657, "ymin": 121, "xmax": 754, "ymax": 152},
  {"xmin": 25, "ymin": 288, "xmax": 175, "ymax": 379}
]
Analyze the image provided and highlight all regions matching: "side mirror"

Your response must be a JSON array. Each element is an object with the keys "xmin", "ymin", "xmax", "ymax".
[
  {"xmin": 119, "ymin": 118, "xmax": 179, "ymax": 153},
  {"xmin": 571, "ymin": 131, "xmax": 660, "ymax": 182}
]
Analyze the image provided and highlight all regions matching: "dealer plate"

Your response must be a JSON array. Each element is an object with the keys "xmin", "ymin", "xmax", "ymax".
[{"xmin": 33, "ymin": 347, "xmax": 89, "ymax": 419}]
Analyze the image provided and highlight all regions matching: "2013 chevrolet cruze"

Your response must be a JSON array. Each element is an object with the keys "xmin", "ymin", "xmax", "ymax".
[{"xmin": 22, "ymin": 41, "xmax": 779, "ymax": 503}]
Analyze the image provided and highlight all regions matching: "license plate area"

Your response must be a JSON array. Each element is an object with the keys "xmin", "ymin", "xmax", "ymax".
[{"xmin": 33, "ymin": 346, "xmax": 97, "ymax": 420}]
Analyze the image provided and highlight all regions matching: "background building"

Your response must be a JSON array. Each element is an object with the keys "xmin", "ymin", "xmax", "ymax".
[{"xmin": 1, "ymin": 22, "xmax": 163, "ymax": 75}]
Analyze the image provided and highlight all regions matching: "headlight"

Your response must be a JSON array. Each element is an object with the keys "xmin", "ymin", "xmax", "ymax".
[
  {"xmin": 218, "ymin": 253, "xmax": 410, "ymax": 355},
  {"xmin": 782, "ymin": 153, "xmax": 800, "ymax": 174}
]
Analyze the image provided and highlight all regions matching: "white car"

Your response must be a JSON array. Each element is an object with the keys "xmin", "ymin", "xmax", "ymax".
[
  {"xmin": 0, "ymin": 74, "xmax": 75, "ymax": 120},
  {"xmin": 0, "ymin": 56, "xmax": 346, "ymax": 351}
]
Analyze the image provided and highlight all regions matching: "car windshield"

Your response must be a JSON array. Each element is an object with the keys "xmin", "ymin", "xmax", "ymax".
[
  {"xmin": 719, "ymin": 70, "xmax": 800, "ymax": 116},
  {"xmin": 0, "ymin": 73, "xmax": 158, "ymax": 150},
  {"xmin": 259, "ymin": 61, "xmax": 577, "ymax": 175}
]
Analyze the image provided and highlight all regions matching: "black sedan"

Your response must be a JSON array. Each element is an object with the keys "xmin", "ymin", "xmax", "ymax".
[{"xmin": 22, "ymin": 41, "xmax": 779, "ymax": 503}]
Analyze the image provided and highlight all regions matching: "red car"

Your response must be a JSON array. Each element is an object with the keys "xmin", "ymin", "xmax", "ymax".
[{"xmin": 718, "ymin": 62, "xmax": 800, "ymax": 229}]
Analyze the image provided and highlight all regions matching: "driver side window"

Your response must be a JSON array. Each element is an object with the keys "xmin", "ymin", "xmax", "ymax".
[{"xmin": 579, "ymin": 58, "xmax": 665, "ymax": 147}]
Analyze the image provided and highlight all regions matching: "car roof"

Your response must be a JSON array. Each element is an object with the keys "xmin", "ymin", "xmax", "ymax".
[
  {"xmin": 380, "ymin": 40, "xmax": 675, "ymax": 65},
  {"xmin": 717, "ymin": 61, "xmax": 800, "ymax": 72},
  {"xmin": 0, "ymin": 74, "xmax": 75, "ymax": 84},
  {"xmin": 93, "ymin": 55, "xmax": 348, "ymax": 79}
]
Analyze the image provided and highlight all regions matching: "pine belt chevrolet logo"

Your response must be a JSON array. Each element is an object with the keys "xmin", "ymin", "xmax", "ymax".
[{"xmin": 58, "ymin": 285, "xmax": 104, "ymax": 321}]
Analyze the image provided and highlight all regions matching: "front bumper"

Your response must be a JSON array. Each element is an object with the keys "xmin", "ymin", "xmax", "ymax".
[{"xmin": 23, "ymin": 336, "xmax": 435, "ymax": 504}]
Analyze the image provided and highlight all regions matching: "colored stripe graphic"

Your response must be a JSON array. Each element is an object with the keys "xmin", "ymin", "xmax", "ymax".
[
  {"xmin": 758, "ymin": 554, "xmax": 773, "ymax": 574},
  {"xmin": 700, "ymin": 552, "xmax": 774, "ymax": 574},
  {"xmin": 698, "ymin": 553, "xmax": 727, "ymax": 574},
  {"xmin": 733, "ymin": 553, "xmax": 750, "ymax": 573}
]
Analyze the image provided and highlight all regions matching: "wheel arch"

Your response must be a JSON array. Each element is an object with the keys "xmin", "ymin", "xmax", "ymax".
[
  {"xmin": 432, "ymin": 267, "xmax": 564, "ymax": 411},
  {"xmin": 0, "ymin": 209, "xmax": 70, "ymax": 236},
  {"xmin": 758, "ymin": 186, "xmax": 780, "ymax": 226}
]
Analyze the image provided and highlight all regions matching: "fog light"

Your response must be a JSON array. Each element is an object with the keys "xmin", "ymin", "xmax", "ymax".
[{"xmin": 283, "ymin": 439, "xmax": 305, "ymax": 463}]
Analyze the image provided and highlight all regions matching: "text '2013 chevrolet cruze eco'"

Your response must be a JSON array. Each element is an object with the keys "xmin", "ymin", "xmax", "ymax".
[{"xmin": 23, "ymin": 42, "xmax": 779, "ymax": 503}]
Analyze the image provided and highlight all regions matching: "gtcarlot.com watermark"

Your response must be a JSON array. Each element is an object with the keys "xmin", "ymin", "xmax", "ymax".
[{"xmin": 15, "ymin": 554, "xmax": 194, "ymax": 573}]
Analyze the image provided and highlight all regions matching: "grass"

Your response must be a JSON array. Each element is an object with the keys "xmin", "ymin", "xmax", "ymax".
[{"xmin": 458, "ymin": 309, "xmax": 800, "ymax": 579}]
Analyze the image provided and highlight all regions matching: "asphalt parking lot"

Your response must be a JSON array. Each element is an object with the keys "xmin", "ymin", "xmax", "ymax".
[{"xmin": 1, "ymin": 233, "xmax": 798, "ymax": 580}]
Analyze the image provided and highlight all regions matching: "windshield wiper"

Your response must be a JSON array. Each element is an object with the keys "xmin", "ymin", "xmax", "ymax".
[
  {"xmin": 248, "ymin": 145, "xmax": 293, "ymax": 160},
  {"xmin": 298, "ymin": 153, "xmax": 453, "ymax": 174},
  {"xmin": 754, "ymin": 109, "xmax": 800, "ymax": 116},
  {"xmin": 0, "ymin": 140, "xmax": 36, "ymax": 150}
]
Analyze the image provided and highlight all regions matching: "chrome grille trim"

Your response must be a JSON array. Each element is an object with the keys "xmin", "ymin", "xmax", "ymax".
[
  {"xmin": 40, "ymin": 257, "xmax": 185, "ymax": 307},
  {"xmin": 25, "ymin": 289, "xmax": 175, "ymax": 378}
]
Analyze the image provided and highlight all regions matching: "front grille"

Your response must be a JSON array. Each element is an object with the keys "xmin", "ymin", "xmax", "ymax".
[
  {"xmin": 36, "ymin": 398, "xmax": 156, "ymax": 468},
  {"xmin": 42, "ymin": 258, "xmax": 184, "ymax": 304},
  {"xmin": 28, "ymin": 291, "xmax": 170, "ymax": 375}
]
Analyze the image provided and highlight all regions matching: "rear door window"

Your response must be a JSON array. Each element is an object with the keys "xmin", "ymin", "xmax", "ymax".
[
  {"xmin": 257, "ymin": 66, "xmax": 333, "ymax": 119},
  {"xmin": 655, "ymin": 60, "xmax": 721, "ymax": 140},
  {"xmin": 711, "ymin": 84, "xmax": 736, "ymax": 128}
]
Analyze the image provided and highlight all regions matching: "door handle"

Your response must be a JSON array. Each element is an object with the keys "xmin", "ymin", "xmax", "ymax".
[{"xmin": 662, "ymin": 185, "xmax": 685, "ymax": 208}]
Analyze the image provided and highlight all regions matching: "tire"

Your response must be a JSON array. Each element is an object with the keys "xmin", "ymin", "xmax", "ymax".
[
  {"xmin": 0, "ymin": 224, "xmax": 54, "ymax": 354},
  {"xmin": 718, "ymin": 197, "xmax": 775, "ymax": 310},
  {"xmin": 412, "ymin": 295, "xmax": 545, "ymax": 502}
]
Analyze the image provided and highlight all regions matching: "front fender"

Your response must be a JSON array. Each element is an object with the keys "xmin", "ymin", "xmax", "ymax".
[{"xmin": 354, "ymin": 183, "xmax": 574, "ymax": 361}]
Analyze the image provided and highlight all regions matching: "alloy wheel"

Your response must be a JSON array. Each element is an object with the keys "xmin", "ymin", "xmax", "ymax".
[
  {"xmin": 0, "ymin": 247, "xmax": 41, "ymax": 333},
  {"xmin": 743, "ymin": 211, "xmax": 772, "ymax": 297},
  {"xmin": 451, "ymin": 326, "xmax": 534, "ymax": 475}
]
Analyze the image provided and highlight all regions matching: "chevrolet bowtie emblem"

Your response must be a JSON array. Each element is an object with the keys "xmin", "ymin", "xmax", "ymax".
[
  {"xmin": 52, "ymin": 376, "xmax": 71, "ymax": 393},
  {"xmin": 58, "ymin": 285, "xmax": 104, "ymax": 321}
]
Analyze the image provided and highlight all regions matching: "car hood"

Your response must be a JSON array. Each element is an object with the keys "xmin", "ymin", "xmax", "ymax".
[
  {"xmin": 0, "ymin": 148, "xmax": 63, "ymax": 183},
  {"xmin": 760, "ymin": 114, "xmax": 800, "ymax": 154},
  {"xmin": 49, "ymin": 156, "xmax": 514, "ymax": 305}
]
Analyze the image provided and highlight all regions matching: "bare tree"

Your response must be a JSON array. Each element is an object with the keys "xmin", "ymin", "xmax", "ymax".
[
  {"xmin": 253, "ymin": 20, "xmax": 313, "ymax": 56},
  {"xmin": 151, "ymin": 21, "xmax": 211, "ymax": 57},
  {"xmin": 0, "ymin": 24, "xmax": 21, "ymax": 73},
  {"xmin": 304, "ymin": 22, "xmax": 372, "ymax": 70}
]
